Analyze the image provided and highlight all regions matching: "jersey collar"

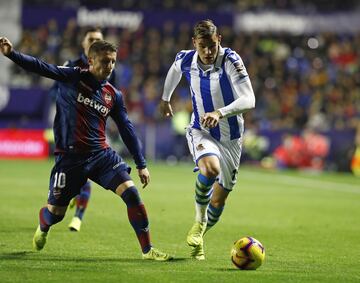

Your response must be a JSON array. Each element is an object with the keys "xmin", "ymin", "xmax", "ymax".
[
  {"xmin": 214, "ymin": 46, "xmax": 225, "ymax": 69},
  {"xmin": 194, "ymin": 45, "xmax": 225, "ymax": 72},
  {"xmin": 80, "ymin": 53, "xmax": 88, "ymax": 65}
]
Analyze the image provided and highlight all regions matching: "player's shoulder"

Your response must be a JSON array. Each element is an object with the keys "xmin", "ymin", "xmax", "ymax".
[
  {"xmin": 223, "ymin": 48, "xmax": 243, "ymax": 63},
  {"xmin": 223, "ymin": 48, "xmax": 246, "ymax": 73},
  {"xmin": 175, "ymin": 49, "xmax": 196, "ymax": 61},
  {"xmin": 65, "ymin": 56, "xmax": 88, "ymax": 68}
]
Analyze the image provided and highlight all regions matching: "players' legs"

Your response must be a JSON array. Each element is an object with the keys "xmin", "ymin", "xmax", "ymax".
[
  {"xmin": 114, "ymin": 178, "xmax": 152, "ymax": 254},
  {"xmin": 69, "ymin": 181, "xmax": 91, "ymax": 231},
  {"xmin": 115, "ymin": 180, "xmax": 172, "ymax": 261},
  {"xmin": 40, "ymin": 204, "xmax": 67, "ymax": 232},
  {"xmin": 33, "ymin": 154, "xmax": 88, "ymax": 251},
  {"xmin": 33, "ymin": 204, "xmax": 68, "ymax": 251},
  {"xmin": 194, "ymin": 155, "xmax": 220, "ymax": 223},
  {"xmin": 205, "ymin": 137, "xmax": 241, "ymax": 234},
  {"xmin": 186, "ymin": 155, "xmax": 220, "ymax": 260},
  {"xmin": 90, "ymin": 148, "xmax": 172, "ymax": 261},
  {"xmin": 185, "ymin": 129, "xmax": 222, "ymax": 259},
  {"xmin": 206, "ymin": 182, "xmax": 229, "ymax": 233}
]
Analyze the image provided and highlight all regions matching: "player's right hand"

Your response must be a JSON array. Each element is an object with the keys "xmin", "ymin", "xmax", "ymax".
[
  {"xmin": 138, "ymin": 168, "xmax": 150, "ymax": 189},
  {"xmin": 0, "ymin": 37, "xmax": 13, "ymax": 56},
  {"xmin": 159, "ymin": 100, "xmax": 173, "ymax": 117}
]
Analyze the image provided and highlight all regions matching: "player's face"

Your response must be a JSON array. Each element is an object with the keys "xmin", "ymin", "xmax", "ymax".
[
  {"xmin": 82, "ymin": 31, "xmax": 103, "ymax": 56},
  {"xmin": 193, "ymin": 33, "xmax": 221, "ymax": 65},
  {"xmin": 89, "ymin": 51, "xmax": 116, "ymax": 81}
]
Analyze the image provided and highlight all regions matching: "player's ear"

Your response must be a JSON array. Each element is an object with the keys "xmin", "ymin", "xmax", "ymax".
[{"xmin": 218, "ymin": 34, "xmax": 222, "ymax": 44}]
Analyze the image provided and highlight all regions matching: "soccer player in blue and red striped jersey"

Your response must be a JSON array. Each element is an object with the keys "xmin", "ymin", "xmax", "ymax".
[
  {"xmin": 52, "ymin": 27, "xmax": 118, "ymax": 232},
  {"xmin": 0, "ymin": 36, "xmax": 172, "ymax": 261}
]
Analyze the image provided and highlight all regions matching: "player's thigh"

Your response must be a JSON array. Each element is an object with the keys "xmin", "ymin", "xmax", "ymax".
[
  {"xmin": 48, "ymin": 155, "xmax": 88, "ymax": 207},
  {"xmin": 217, "ymin": 139, "xmax": 242, "ymax": 191},
  {"xmin": 186, "ymin": 128, "xmax": 221, "ymax": 165},
  {"xmin": 89, "ymin": 148, "xmax": 132, "ymax": 192}
]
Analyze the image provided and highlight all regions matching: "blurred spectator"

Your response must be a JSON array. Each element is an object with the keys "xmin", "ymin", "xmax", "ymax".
[
  {"xmin": 243, "ymin": 129, "xmax": 270, "ymax": 162},
  {"xmin": 350, "ymin": 124, "xmax": 360, "ymax": 176},
  {"xmin": 272, "ymin": 129, "xmax": 330, "ymax": 171}
]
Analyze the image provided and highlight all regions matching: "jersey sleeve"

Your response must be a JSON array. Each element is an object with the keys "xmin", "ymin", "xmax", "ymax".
[
  {"xmin": 110, "ymin": 91, "xmax": 146, "ymax": 169},
  {"xmin": 161, "ymin": 51, "xmax": 187, "ymax": 102},
  {"xmin": 7, "ymin": 50, "xmax": 80, "ymax": 83},
  {"xmin": 218, "ymin": 51, "xmax": 256, "ymax": 117}
]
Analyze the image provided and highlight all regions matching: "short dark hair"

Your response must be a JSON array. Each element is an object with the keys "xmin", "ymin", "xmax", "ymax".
[
  {"xmin": 83, "ymin": 26, "xmax": 103, "ymax": 38},
  {"xmin": 193, "ymin": 19, "xmax": 218, "ymax": 38},
  {"xmin": 88, "ymin": 40, "xmax": 117, "ymax": 57}
]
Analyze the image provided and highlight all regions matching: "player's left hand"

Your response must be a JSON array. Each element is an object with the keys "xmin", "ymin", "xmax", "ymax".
[
  {"xmin": 201, "ymin": 110, "xmax": 222, "ymax": 128},
  {"xmin": 138, "ymin": 168, "xmax": 150, "ymax": 188},
  {"xmin": 0, "ymin": 37, "xmax": 13, "ymax": 56}
]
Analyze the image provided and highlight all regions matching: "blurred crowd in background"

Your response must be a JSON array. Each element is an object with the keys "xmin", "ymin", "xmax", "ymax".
[
  {"xmin": 3, "ymin": 0, "xmax": 360, "ymax": 174},
  {"xmin": 11, "ymin": 20, "xmax": 359, "ymax": 131},
  {"xmin": 26, "ymin": 0, "xmax": 360, "ymax": 12}
]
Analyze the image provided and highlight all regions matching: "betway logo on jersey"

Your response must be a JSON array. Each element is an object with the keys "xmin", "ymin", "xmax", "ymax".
[{"xmin": 77, "ymin": 93, "xmax": 110, "ymax": 116}]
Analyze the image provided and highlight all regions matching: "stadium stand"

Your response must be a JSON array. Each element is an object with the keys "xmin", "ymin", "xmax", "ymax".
[{"xmin": 1, "ymin": 1, "xmax": 359, "ymax": 171}]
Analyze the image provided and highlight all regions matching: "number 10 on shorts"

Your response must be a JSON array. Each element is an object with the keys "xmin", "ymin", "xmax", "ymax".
[{"xmin": 53, "ymin": 172, "xmax": 66, "ymax": 189}]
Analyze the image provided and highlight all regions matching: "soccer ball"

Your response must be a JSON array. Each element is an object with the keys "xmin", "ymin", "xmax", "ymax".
[{"xmin": 231, "ymin": 236, "xmax": 265, "ymax": 270}]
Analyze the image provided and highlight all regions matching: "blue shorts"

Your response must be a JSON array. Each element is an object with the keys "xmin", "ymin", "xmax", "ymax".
[{"xmin": 48, "ymin": 148, "xmax": 131, "ymax": 206}]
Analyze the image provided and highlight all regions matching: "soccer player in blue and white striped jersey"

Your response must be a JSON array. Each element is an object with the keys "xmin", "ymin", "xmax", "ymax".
[{"xmin": 160, "ymin": 20, "xmax": 256, "ymax": 260}]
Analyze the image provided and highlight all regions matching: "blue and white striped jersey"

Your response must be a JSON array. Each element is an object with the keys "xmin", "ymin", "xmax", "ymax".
[{"xmin": 162, "ymin": 47, "xmax": 255, "ymax": 142}]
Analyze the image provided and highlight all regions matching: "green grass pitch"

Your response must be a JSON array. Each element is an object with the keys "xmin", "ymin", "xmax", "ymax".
[{"xmin": 0, "ymin": 159, "xmax": 359, "ymax": 283}]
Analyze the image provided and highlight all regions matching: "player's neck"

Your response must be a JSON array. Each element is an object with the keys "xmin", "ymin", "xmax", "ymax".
[{"xmin": 197, "ymin": 59, "xmax": 213, "ymax": 71}]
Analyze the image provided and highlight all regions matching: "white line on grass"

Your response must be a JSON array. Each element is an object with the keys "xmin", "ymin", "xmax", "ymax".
[{"xmin": 239, "ymin": 170, "xmax": 360, "ymax": 194}]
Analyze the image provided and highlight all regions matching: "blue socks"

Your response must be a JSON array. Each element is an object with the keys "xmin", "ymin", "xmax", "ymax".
[
  {"xmin": 206, "ymin": 203, "xmax": 224, "ymax": 231},
  {"xmin": 39, "ymin": 207, "xmax": 65, "ymax": 232},
  {"xmin": 195, "ymin": 173, "xmax": 215, "ymax": 223},
  {"xmin": 121, "ymin": 187, "xmax": 151, "ymax": 253}
]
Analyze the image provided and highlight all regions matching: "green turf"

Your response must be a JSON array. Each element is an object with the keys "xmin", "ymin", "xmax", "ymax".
[{"xmin": 0, "ymin": 159, "xmax": 359, "ymax": 283}]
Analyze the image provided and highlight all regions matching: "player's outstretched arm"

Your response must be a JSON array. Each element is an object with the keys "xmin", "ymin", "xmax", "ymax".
[
  {"xmin": 0, "ymin": 37, "xmax": 13, "ymax": 56},
  {"xmin": 1, "ymin": 37, "xmax": 78, "ymax": 83},
  {"xmin": 159, "ymin": 100, "xmax": 173, "ymax": 117}
]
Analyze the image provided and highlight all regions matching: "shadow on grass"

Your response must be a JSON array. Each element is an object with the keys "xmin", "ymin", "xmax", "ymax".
[
  {"xmin": 215, "ymin": 267, "xmax": 242, "ymax": 272},
  {"xmin": 0, "ymin": 251, "xmax": 188, "ymax": 264}
]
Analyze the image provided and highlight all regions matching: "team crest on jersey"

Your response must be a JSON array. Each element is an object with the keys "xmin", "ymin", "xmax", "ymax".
[
  {"xmin": 104, "ymin": 92, "xmax": 112, "ymax": 104},
  {"xmin": 196, "ymin": 144, "xmax": 205, "ymax": 151}
]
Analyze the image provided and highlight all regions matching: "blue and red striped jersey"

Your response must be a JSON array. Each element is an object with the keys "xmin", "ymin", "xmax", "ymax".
[{"xmin": 7, "ymin": 50, "xmax": 146, "ymax": 169}]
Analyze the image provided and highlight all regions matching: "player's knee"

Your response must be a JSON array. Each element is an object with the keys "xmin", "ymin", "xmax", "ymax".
[
  {"xmin": 202, "ymin": 164, "xmax": 220, "ymax": 178},
  {"xmin": 115, "ymin": 180, "xmax": 135, "ymax": 196},
  {"xmin": 199, "ymin": 156, "xmax": 220, "ymax": 178},
  {"xmin": 47, "ymin": 204, "xmax": 67, "ymax": 216}
]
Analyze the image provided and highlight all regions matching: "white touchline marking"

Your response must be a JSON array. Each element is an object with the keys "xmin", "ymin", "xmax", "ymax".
[{"xmin": 239, "ymin": 170, "xmax": 360, "ymax": 194}]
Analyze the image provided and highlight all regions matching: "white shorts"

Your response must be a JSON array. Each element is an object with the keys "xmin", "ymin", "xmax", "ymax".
[{"xmin": 186, "ymin": 127, "xmax": 242, "ymax": 191}]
